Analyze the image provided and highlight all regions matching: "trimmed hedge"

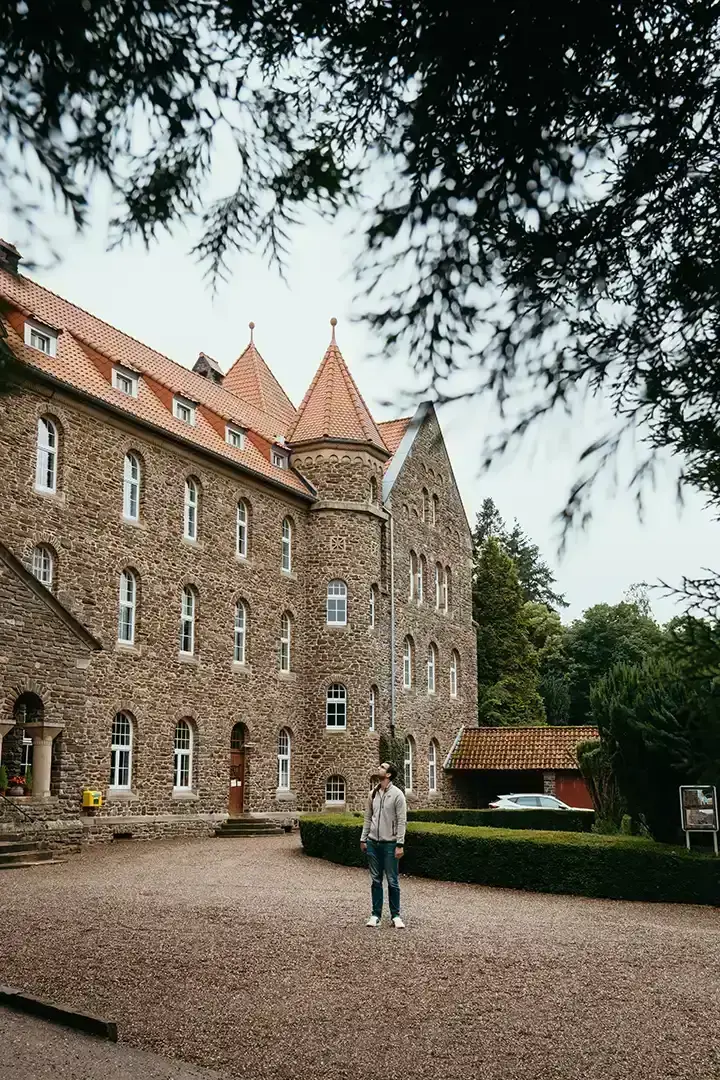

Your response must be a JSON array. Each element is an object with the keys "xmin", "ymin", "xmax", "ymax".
[
  {"xmin": 408, "ymin": 808, "xmax": 595, "ymax": 833},
  {"xmin": 299, "ymin": 814, "xmax": 720, "ymax": 905}
]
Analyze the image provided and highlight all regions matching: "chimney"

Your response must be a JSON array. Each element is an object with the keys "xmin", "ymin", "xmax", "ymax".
[
  {"xmin": 0, "ymin": 240, "xmax": 21, "ymax": 275},
  {"xmin": 192, "ymin": 351, "xmax": 223, "ymax": 385}
]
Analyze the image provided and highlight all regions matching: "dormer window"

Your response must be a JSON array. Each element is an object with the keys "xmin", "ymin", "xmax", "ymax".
[
  {"xmin": 24, "ymin": 320, "xmax": 57, "ymax": 357},
  {"xmin": 173, "ymin": 396, "xmax": 196, "ymax": 425},
  {"xmin": 272, "ymin": 448, "xmax": 289, "ymax": 469},
  {"xmin": 112, "ymin": 365, "xmax": 139, "ymax": 397},
  {"xmin": 226, "ymin": 424, "xmax": 245, "ymax": 450}
]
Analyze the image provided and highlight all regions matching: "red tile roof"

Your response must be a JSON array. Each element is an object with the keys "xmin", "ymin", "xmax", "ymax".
[
  {"xmin": 224, "ymin": 333, "xmax": 297, "ymax": 431},
  {"xmin": 378, "ymin": 417, "xmax": 412, "ymax": 457},
  {"xmin": 446, "ymin": 726, "xmax": 599, "ymax": 772},
  {"xmin": 289, "ymin": 329, "xmax": 389, "ymax": 454},
  {"xmin": 0, "ymin": 269, "xmax": 312, "ymax": 498}
]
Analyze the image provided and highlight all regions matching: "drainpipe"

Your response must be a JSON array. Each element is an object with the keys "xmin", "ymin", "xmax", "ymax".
[{"xmin": 389, "ymin": 508, "xmax": 396, "ymax": 738}]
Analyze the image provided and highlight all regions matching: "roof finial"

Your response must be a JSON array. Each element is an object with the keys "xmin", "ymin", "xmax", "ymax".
[
  {"xmin": 330, "ymin": 316, "xmax": 337, "ymax": 343},
  {"xmin": 249, "ymin": 320, "xmax": 255, "ymax": 343}
]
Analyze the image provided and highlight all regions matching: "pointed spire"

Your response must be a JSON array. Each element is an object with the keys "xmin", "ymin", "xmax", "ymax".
[
  {"xmin": 289, "ymin": 324, "xmax": 388, "ymax": 454},
  {"xmin": 223, "ymin": 325, "xmax": 296, "ymax": 430}
]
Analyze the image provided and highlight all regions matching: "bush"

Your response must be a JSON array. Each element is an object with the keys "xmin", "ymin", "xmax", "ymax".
[
  {"xmin": 299, "ymin": 814, "xmax": 720, "ymax": 906},
  {"xmin": 408, "ymin": 808, "xmax": 594, "ymax": 833}
]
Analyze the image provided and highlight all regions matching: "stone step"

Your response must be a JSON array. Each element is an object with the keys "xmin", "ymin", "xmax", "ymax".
[
  {"xmin": 0, "ymin": 849, "xmax": 54, "ymax": 869},
  {"xmin": 0, "ymin": 839, "xmax": 44, "ymax": 855},
  {"xmin": 215, "ymin": 828, "xmax": 284, "ymax": 837},
  {"xmin": 0, "ymin": 857, "xmax": 61, "ymax": 870}
]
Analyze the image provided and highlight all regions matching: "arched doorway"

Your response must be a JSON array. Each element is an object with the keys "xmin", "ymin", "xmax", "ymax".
[
  {"xmin": 7, "ymin": 693, "xmax": 45, "ymax": 780},
  {"xmin": 229, "ymin": 723, "xmax": 247, "ymax": 816}
]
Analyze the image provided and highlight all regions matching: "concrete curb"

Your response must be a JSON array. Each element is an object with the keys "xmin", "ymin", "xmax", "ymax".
[{"xmin": 0, "ymin": 985, "xmax": 118, "ymax": 1041}]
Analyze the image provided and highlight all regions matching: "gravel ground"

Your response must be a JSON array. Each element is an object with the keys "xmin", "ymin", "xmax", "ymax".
[{"xmin": 0, "ymin": 835, "xmax": 718, "ymax": 1080}]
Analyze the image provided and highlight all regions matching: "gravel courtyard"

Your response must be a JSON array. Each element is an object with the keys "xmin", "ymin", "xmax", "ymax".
[{"xmin": 0, "ymin": 835, "xmax": 718, "ymax": 1080}]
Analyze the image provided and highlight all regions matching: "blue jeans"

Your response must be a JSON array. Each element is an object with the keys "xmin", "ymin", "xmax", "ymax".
[{"xmin": 366, "ymin": 839, "xmax": 400, "ymax": 919}]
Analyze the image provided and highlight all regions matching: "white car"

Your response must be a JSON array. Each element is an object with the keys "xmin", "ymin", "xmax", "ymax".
[{"xmin": 488, "ymin": 793, "xmax": 588, "ymax": 811}]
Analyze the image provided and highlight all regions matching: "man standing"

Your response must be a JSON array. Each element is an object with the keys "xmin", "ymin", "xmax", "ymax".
[{"xmin": 360, "ymin": 762, "xmax": 407, "ymax": 928}]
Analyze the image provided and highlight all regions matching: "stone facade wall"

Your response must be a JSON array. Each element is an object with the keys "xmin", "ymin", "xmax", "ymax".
[{"xmin": 0, "ymin": 380, "xmax": 477, "ymax": 835}]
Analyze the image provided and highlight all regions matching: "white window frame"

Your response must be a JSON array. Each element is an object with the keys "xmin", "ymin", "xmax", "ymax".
[
  {"xmin": 20, "ymin": 734, "xmax": 33, "ymax": 776},
  {"xmin": 404, "ymin": 738, "xmax": 414, "ymax": 793},
  {"xmin": 31, "ymin": 545, "xmax": 53, "ymax": 588},
  {"xmin": 123, "ymin": 452, "xmax": 141, "ymax": 521},
  {"xmin": 272, "ymin": 448, "xmax": 289, "ymax": 469},
  {"xmin": 184, "ymin": 478, "xmax": 199, "ymax": 541},
  {"xmin": 409, "ymin": 552, "xmax": 416, "ymax": 600},
  {"xmin": 180, "ymin": 586, "xmax": 196, "ymax": 655},
  {"xmin": 173, "ymin": 719, "xmax": 193, "ymax": 790},
  {"xmin": 277, "ymin": 728, "xmax": 291, "ymax": 791},
  {"xmin": 450, "ymin": 652, "xmax": 458, "ymax": 698},
  {"xmin": 25, "ymin": 320, "xmax": 57, "ymax": 357},
  {"xmin": 443, "ymin": 567, "xmax": 449, "ymax": 614},
  {"xmin": 326, "ymin": 580, "xmax": 347, "ymax": 626},
  {"xmin": 281, "ymin": 518, "xmax": 292, "ymax": 573},
  {"xmin": 427, "ymin": 644, "xmax": 436, "ymax": 694},
  {"xmin": 234, "ymin": 601, "xmax": 247, "ymax": 664},
  {"xmin": 417, "ymin": 556, "xmax": 425, "ymax": 603},
  {"xmin": 435, "ymin": 564, "xmax": 442, "ymax": 609},
  {"xmin": 117, "ymin": 569, "xmax": 136, "ymax": 645},
  {"xmin": 403, "ymin": 637, "xmax": 413, "ymax": 688},
  {"xmin": 280, "ymin": 612, "xmax": 291, "ymax": 672},
  {"xmin": 35, "ymin": 417, "xmax": 58, "ymax": 494},
  {"xmin": 173, "ymin": 396, "xmax": 196, "ymax": 425},
  {"xmin": 326, "ymin": 684, "xmax": 347, "ymax": 730},
  {"xmin": 369, "ymin": 585, "xmax": 376, "ymax": 629},
  {"xmin": 428, "ymin": 742, "xmax": 438, "ymax": 793},
  {"xmin": 325, "ymin": 775, "xmax": 346, "ymax": 804},
  {"xmin": 110, "ymin": 712, "xmax": 132, "ymax": 790},
  {"xmin": 236, "ymin": 500, "xmax": 248, "ymax": 558},
  {"xmin": 226, "ymin": 424, "xmax": 245, "ymax": 449},
  {"xmin": 112, "ymin": 366, "xmax": 139, "ymax": 397},
  {"xmin": 369, "ymin": 686, "xmax": 377, "ymax": 732}
]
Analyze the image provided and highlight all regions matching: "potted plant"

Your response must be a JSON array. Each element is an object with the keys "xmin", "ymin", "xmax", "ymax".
[
  {"xmin": 6, "ymin": 775, "xmax": 27, "ymax": 797},
  {"xmin": 0, "ymin": 765, "xmax": 7, "ymax": 794}
]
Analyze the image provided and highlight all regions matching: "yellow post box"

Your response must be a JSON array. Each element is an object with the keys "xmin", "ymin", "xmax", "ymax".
[{"xmin": 82, "ymin": 789, "xmax": 103, "ymax": 808}]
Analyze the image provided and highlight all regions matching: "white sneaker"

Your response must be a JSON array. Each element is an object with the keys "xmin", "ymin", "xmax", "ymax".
[
  {"xmin": 366, "ymin": 915, "xmax": 381, "ymax": 928},
  {"xmin": 391, "ymin": 916, "xmax": 406, "ymax": 929}
]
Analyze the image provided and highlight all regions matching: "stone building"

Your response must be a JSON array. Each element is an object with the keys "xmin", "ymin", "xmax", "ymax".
[{"xmin": 0, "ymin": 240, "xmax": 477, "ymax": 843}]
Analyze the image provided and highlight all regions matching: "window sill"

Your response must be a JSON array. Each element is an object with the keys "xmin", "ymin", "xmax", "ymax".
[
  {"xmin": 182, "ymin": 537, "xmax": 203, "ymax": 550},
  {"xmin": 121, "ymin": 516, "xmax": 145, "ymax": 529},
  {"xmin": 178, "ymin": 653, "xmax": 200, "ymax": 666},
  {"xmin": 32, "ymin": 487, "xmax": 66, "ymax": 506},
  {"xmin": 115, "ymin": 642, "xmax": 142, "ymax": 657},
  {"xmin": 327, "ymin": 623, "xmax": 348, "ymax": 630},
  {"xmin": 107, "ymin": 789, "xmax": 139, "ymax": 803},
  {"xmin": 172, "ymin": 790, "xmax": 200, "ymax": 801},
  {"xmin": 325, "ymin": 727, "xmax": 347, "ymax": 734},
  {"xmin": 275, "ymin": 790, "xmax": 296, "ymax": 802},
  {"xmin": 232, "ymin": 661, "xmax": 253, "ymax": 675},
  {"xmin": 235, "ymin": 555, "xmax": 252, "ymax": 568},
  {"xmin": 281, "ymin": 570, "xmax": 297, "ymax": 582},
  {"xmin": 277, "ymin": 670, "xmax": 297, "ymax": 682},
  {"xmin": 324, "ymin": 803, "xmax": 346, "ymax": 811}
]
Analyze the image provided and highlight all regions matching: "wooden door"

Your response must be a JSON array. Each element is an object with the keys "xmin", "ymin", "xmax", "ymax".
[{"xmin": 229, "ymin": 749, "xmax": 245, "ymax": 815}]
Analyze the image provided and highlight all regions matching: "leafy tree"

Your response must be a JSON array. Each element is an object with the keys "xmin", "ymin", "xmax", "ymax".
[
  {"xmin": 4, "ymin": 2, "xmax": 720, "ymax": 567},
  {"xmin": 576, "ymin": 738, "xmax": 625, "ymax": 832},
  {"xmin": 591, "ymin": 656, "xmax": 720, "ymax": 842},
  {"xmin": 524, "ymin": 602, "xmax": 573, "ymax": 726},
  {"xmin": 474, "ymin": 538, "xmax": 545, "ymax": 726},
  {"xmin": 564, "ymin": 602, "xmax": 664, "ymax": 723},
  {"xmin": 472, "ymin": 499, "xmax": 566, "ymax": 609}
]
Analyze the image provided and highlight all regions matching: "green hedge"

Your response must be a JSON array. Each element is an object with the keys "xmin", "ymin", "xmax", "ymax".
[
  {"xmin": 408, "ymin": 808, "xmax": 595, "ymax": 833},
  {"xmin": 299, "ymin": 815, "xmax": 720, "ymax": 905}
]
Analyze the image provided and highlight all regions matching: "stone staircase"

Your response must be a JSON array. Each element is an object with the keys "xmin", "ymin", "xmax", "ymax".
[
  {"xmin": 0, "ymin": 835, "xmax": 55, "ymax": 870},
  {"xmin": 215, "ymin": 816, "xmax": 286, "ymax": 839}
]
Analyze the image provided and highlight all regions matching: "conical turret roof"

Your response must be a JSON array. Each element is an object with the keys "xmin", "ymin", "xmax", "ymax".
[{"xmin": 224, "ymin": 324, "xmax": 297, "ymax": 430}]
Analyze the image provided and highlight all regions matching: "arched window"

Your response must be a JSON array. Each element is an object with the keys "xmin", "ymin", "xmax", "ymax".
[
  {"xmin": 417, "ymin": 555, "xmax": 426, "ymax": 602},
  {"xmin": 280, "ymin": 611, "xmax": 292, "ymax": 672},
  {"xmin": 180, "ymin": 586, "xmax": 197, "ymax": 655},
  {"xmin": 31, "ymin": 545, "xmax": 54, "ymax": 588},
  {"xmin": 123, "ymin": 452, "xmax": 141, "ymax": 521},
  {"xmin": 277, "ymin": 728, "xmax": 291, "ymax": 790},
  {"xmin": 184, "ymin": 478, "xmax": 199, "ymax": 541},
  {"xmin": 403, "ymin": 636, "xmax": 414, "ymax": 688},
  {"xmin": 35, "ymin": 417, "xmax": 58, "ymax": 493},
  {"xmin": 369, "ymin": 685, "xmax": 378, "ymax": 731},
  {"xmin": 234, "ymin": 601, "xmax": 247, "ymax": 664},
  {"xmin": 326, "ymin": 684, "xmax": 347, "ymax": 729},
  {"xmin": 432, "ymin": 494, "xmax": 439, "ymax": 525},
  {"xmin": 236, "ymin": 500, "xmax": 249, "ymax": 558},
  {"xmin": 326, "ymin": 580, "xmax": 347, "ymax": 626},
  {"xmin": 409, "ymin": 551, "xmax": 417, "ymax": 600},
  {"xmin": 281, "ymin": 517, "xmax": 292, "ymax": 573},
  {"xmin": 445, "ymin": 566, "xmax": 452, "ymax": 614},
  {"xmin": 404, "ymin": 736, "xmax": 415, "ymax": 793},
  {"xmin": 173, "ymin": 719, "xmax": 193, "ymax": 790},
  {"xmin": 427, "ymin": 643, "xmax": 437, "ymax": 694},
  {"xmin": 422, "ymin": 488, "xmax": 430, "ymax": 521},
  {"xmin": 118, "ymin": 569, "xmax": 137, "ymax": 644},
  {"xmin": 450, "ymin": 650, "xmax": 459, "ymax": 698},
  {"xmin": 230, "ymin": 722, "xmax": 246, "ymax": 750},
  {"xmin": 369, "ymin": 476, "xmax": 378, "ymax": 503},
  {"xmin": 325, "ymin": 775, "xmax": 346, "ymax": 804},
  {"xmin": 110, "ymin": 712, "xmax": 133, "ymax": 789},
  {"xmin": 369, "ymin": 585, "xmax": 378, "ymax": 629},
  {"xmin": 428, "ymin": 741, "xmax": 438, "ymax": 793}
]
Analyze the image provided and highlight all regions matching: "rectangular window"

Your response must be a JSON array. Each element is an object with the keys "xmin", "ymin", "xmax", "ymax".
[
  {"xmin": 226, "ymin": 425, "xmax": 245, "ymax": 449},
  {"xmin": 173, "ymin": 397, "xmax": 196, "ymax": 425},
  {"xmin": 326, "ymin": 686, "xmax": 347, "ymax": 729},
  {"xmin": 180, "ymin": 590, "xmax": 195, "ymax": 654},
  {"xmin": 25, "ymin": 321, "xmax": 57, "ymax": 357},
  {"xmin": 112, "ymin": 366, "xmax": 139, "ymax": 397},
  {"xmin": 272, "ymin": 449, "xmax": 288, "ymax": 468}
]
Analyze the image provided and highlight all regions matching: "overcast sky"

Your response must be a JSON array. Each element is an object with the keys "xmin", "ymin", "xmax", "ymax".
[{"xmin": 2, "ymin": 195, "xmax": 717, "ymax": 624}]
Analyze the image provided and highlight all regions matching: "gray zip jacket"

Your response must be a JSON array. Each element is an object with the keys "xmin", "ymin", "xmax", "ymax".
[{"xmin": 360, "ymin": 782, "xmax": 407, "ymax": 846}]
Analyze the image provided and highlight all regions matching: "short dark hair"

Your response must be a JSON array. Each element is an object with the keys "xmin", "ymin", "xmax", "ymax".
[{"xmin": 384, "ymin": 762, "xmax": 398, "ymax": 780}]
